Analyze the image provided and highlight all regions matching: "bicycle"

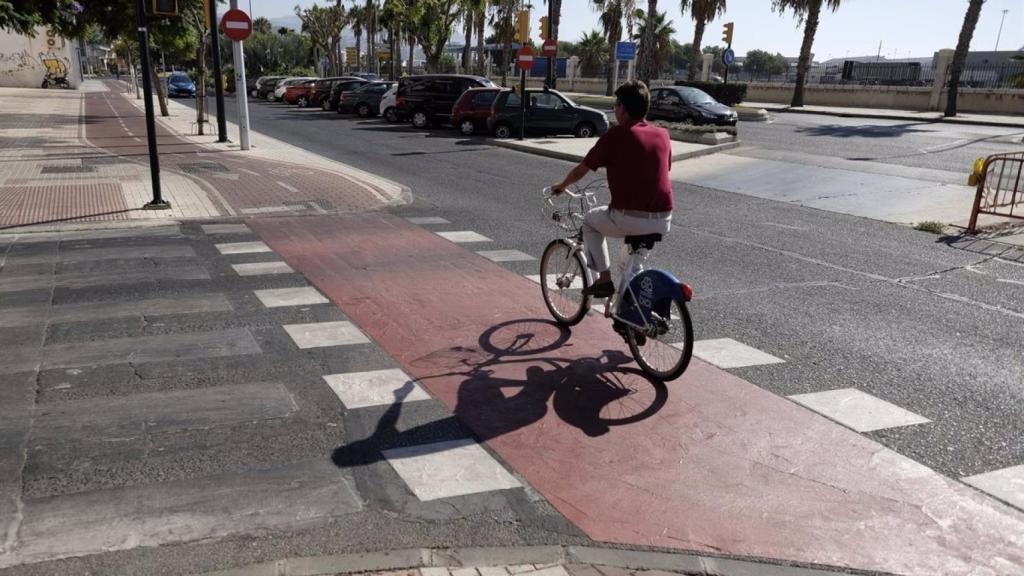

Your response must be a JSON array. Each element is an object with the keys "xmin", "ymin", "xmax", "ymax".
[{"xmin": 538, "ymin": 181, "xmax": 694, "ymax": 381}]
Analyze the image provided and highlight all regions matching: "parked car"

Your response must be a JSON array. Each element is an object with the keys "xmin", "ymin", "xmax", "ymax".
[
  {"xmin": 353, "ymin": 72, "xmax": 379, "ymax": 81},
  {"xmin": 309, "ymin": 77, "xmax": 349, "ymax": 109},
  {"xmin": 283, "ymin": 79, "xmax": 317, "ymax": 106},
  {"xmin": 451, "ymin": 87, "xmax": 501, "ymax": 135},
  {"xmin": 647, "ymin": 86, "xmax": 737, "ymax": 126},
  {"xmin": 166, "ymin": 72, "xmax": 196, "ymax": 98},
  {"xmin": 397, "ymin": 74, "xmax": 495, "ymax": 128},
  {"xmin": 254, "ymin": 75, "xmax": 285, "ymax": 99},
  {"xmin": 324, "ymin": 78, "xmax": 371, "ymax": 111},
  {"xmin": 271, "ymin": 77, "xmax": 315, "ymax": 102},
  {"xmin": 338, "ymin": 81, "xmax": 396, "ymax": 117},
  {"xmin": 488, "ymin": 88, "xmax": 609, "ymax": 139},
  {"xmin": 379, "ymin": 83, "xmax": 400, "ymax": 121}
]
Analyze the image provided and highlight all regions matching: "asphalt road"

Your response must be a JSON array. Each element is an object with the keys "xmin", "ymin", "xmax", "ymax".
[{"xmin": 209, "ymin": 96, "xmax": 1023, "ymax": 484}]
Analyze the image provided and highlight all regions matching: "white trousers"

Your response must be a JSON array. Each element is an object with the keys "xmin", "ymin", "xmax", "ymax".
[{"xmin": 581, "ymin": 206, "xmax": 672, "ymax": 273}]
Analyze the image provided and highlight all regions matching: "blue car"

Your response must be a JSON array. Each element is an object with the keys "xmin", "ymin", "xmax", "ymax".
[{"xmin": 167, "ymin": 73, "xmax": 196, "ymax": 98}]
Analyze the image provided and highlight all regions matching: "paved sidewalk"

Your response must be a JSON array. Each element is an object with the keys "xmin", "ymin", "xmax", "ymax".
[
  {"xmin": 0, "ymin": 81, "xmax": 407, "ymax": 231},
  {"xmin": 746, "ymin": 101, "xmax": 1024, "ymax": 130}
]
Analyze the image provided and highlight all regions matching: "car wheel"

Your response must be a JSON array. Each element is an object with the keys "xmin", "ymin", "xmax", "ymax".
[
  {"xmin": 357, "ymin": 103, "xmax": 371, "ymax": 117},
  {"xmin": 384, "ymin": 107, "xmax": 398, "ymax": 123},
  {"xmin": 574, "ymin": 122, "xmax": 597, "ymax": 138},
  {"xmin": 297, "ymin": 96, "xmax": 309, "ymax": 107},
  {"xmin": 458, "ymin": 119, "xmax": 475, "ymax": 136},
  {"xmin": 411, "ymin": 110, "xmax": 430, "ymax": 129},
  {"xmin": 493, "ymin": 122, "xmax": 513, "ymax": 139}
]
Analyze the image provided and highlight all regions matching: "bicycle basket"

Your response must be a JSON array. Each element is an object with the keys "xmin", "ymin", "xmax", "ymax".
[{"xmin": 542, "ymin": 181, "xmax": 601, "ymax": 233}]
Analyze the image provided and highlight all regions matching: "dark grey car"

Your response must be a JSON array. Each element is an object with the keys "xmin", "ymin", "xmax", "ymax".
[
  {"xmin": 648, "ymin": 86, "xmax": 737, "ymax": 126},
  {"xmin": 338, "ymin": 81, "xmax": 395, "ymax": 117},
  {"xmin": 488, "ymin": 88, "xmax": 609, "ymax": 139}
]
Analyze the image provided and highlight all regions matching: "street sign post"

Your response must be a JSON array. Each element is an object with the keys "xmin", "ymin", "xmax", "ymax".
[
  {"xmin": 208, "ymin": 0, "xmax": 227, "ymax": 142},
  {"xmin": 516, "ymin": 46, "xmax": 535, "ymax": 141},
  {"xmin": 721, "ymin": 22, "xmax": 734, "ymax": 83},
  {"xmin": 613, "ymin": 41, "xmax": 636, "ymax": 88},
  {"xmin": 135, "ymin": 0, "xmax": 170, "ymax": 210},
  {"xmin": 224, "ymin": 3, "xmax": 252, "ymax": 150}
]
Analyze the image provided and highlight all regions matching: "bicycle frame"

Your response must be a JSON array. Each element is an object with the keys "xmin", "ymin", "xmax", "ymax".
[{"xmin": 564, "ymin": 230, "xmax": 656, "ymax": 333}]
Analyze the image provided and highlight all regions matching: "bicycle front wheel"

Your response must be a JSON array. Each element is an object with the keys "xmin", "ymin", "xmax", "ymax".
[
  {"xmin": 627, "ymin": 298, "xmax": 693, "ymax": 381},
  {"xmin": 539, "ymin": 239, "xmax": 591, "ymax": 326}
]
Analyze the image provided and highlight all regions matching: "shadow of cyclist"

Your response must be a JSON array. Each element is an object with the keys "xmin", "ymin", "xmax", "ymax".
[{"xmin": 331, "ymin": 319, "xmax": 666, "ymax": 469}]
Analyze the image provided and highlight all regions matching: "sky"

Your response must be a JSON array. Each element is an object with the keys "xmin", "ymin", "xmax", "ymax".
[{"xmin": 244, "ymin": 0, "xmax": 1023, "ymax": 60}]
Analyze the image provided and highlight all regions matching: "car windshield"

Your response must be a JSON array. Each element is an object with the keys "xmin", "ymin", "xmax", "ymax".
[
  {"xmin": 680, "ymin": 88, "xmax": 716, "ymax": 105},
  {"xmin": 169, "ymin": 75, "xmax": 190, "ymax": 84}
]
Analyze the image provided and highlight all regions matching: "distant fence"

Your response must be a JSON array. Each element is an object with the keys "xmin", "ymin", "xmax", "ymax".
[{"xmin": 732, "ymin": 60, "xmax": 1024, "ymax": 89}]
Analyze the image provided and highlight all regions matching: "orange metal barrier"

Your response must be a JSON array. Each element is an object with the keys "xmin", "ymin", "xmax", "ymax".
[{"xmin": 968, "ymin": 151, "xmax": 1024, "ymax": 233}]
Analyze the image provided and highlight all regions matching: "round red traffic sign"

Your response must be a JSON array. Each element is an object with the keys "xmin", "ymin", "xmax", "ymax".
[
  {"xmin": 221, "ymin": 9, "xmax": 252, "ymax": 42},
  {"xmin": 516, "ymin": 46, "xmax": 535, "ymax": 71},
  {"xmin": 541, "ymin": 38, "xmax": 558, "ymax": 57}
]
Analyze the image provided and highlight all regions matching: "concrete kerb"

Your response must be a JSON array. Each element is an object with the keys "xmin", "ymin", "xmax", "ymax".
[
  {"xmin": 197, "ymin": 545, "xmax": 876, "ymax": 576},
  {"xmin": 756, "ymin": 103, "xmax": 1024, "ymax": 130},
  {"xmin": 489, "ymin": 139, "xmax": 741, "ymax": 164}
]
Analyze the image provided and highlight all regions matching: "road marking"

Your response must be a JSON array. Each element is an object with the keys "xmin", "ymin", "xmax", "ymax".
[
  {"xmin": 238, "ymin": 167, "xmax": 261, "ymax": 176},
  {"xmin": 201, "ymin": 223, "xmax": 251, "ymax": 235},
  {"xmin": 963, "ymin": 465, "xmax": 1024, "ymax": 510},
  {"xmin": 231, "ymin": 261, "xmax": 295, "ymax": 276},
  {"xmin": 687, "ymin": 337, "xmax": 785, "ymax": 369},
  {"xmin": 996, "ymin": 278, "xmax": 1024, "ymax": 287},
  {"xmin": 525, "ymin": 274, "xmax": 584, "ymax": 289},
  {"xmin": 763, "ymin": 222, "xmax": 809, "ymax": 231},
  {"xmin": 240, "ymin": 206, "xmax": 294, "ymax": 214},
  {"xmin": 276, "ymin": 180, "xmax": 299, "ymax": 193},
  {"xmin": 919, "ymin": 139, "xmax": 969, "ymax": 154},
  {"xmin": 322, "ymin": 368, "xmax": 432, "ymax": 409},
  {"xmin": 406, "ymin": 216, "xmax": 450, "ymax": 225},
  {"xmin": 382, "ymin": 438, "xmax": 521, "ymax": 501},
  {"xmin": 436, "ymin": 231, "xmax": 492, "ymax": 243},
  {"xmin": 282, "ymin": 321, "xmax": 370, "ymax": 349},
  {"xmin": 254, "ymin": 286, "xmax": 329, "ymax": 308},
  {"xmin": 476, "ymin": 249, "xmax": 536, "ymax": 262},
  {"xmin": 215, "ymin": 241, "xmax": 272, "ymax": 255},
  {"xmin": 788, "ymin": 388, "xmax": 931, "ymax": 433}
]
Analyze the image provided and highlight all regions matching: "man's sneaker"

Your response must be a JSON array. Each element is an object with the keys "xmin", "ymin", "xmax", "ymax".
[{"xmin": 582, "ymin": 280, "xmax": 615, "ymax": 298}]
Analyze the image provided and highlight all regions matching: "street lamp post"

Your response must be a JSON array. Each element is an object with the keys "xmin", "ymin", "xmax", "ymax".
[
  {"xmin": 135, "ymin": 0, "xmax": 170, "ymax": 210},
  {"xmin": 994, "ymin": 9, "xmax": 1009, "ymax": 52}
]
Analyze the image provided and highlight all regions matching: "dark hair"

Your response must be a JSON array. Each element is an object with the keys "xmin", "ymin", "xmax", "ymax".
[{"xmin": 614, "ymin": 80, "xmax": 650, "ymax": 120}]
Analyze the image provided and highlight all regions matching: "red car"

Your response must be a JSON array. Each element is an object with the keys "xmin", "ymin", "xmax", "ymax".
[
  {"xmin": 450, "ymin": 87, "xmax": 501, "ymax": 135},
  {"xmin": 283, "ymin": 80, "xmax": 317, "ymax": 107}
]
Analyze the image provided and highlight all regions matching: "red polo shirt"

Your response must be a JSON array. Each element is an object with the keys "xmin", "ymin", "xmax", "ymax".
[{"xmin": 583, "ymin": 120, "xmax": 673, "ymax": 212}]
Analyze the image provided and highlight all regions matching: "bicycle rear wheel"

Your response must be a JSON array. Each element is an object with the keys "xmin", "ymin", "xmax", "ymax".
[
  {"xmin": 539, "ymin": 239, "xmax": 591, "ymax": 326},
  {"xmin": 627, "ymin": 298, "xmax": 693, "ymax": 381}
]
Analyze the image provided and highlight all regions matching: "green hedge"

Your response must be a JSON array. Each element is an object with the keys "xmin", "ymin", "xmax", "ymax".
[{"xmin": 673, "ymin": 81, "xmax": 747, "ymax": 106}]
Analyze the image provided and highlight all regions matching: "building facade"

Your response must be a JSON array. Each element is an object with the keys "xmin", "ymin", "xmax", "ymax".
[{"xmin": 0, "ymin": 26, "xmax": 82, "ymax": 89}]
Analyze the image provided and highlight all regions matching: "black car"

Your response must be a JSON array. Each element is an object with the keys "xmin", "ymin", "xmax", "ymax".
[
  {"xmin": 648, "ymin": 86, "xmax": 737, "ymax": 126},
  {"xmin": 338, "ymin": 81, "xmax": 395, "ymax": 117},
  {"xmin": 311, "ymin": 76, "xmax": 355, "ymax": 109},
  {"xmin": 488, "ymin": 88, "xmax": 609, "ymax": 139},
  {"xmin": 397, "ymin": 74, "xmax": 495, "ymax": 128},
  {"xmin": 254, "ymin": 75, "xmax": 285, "ymax": 100},
  {"xmin": 324, "ymin": 78, "xmax": 371, "ymax": 111}
]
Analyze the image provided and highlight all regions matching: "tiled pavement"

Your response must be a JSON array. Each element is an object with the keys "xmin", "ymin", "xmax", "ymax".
[{"xmin": 0, "ymin": 81, "xmax": 406, "ymax": 231}]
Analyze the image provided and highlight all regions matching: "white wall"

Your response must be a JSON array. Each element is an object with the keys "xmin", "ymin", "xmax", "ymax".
[{"xmin": 0, "ymin": 26, "xmax": 80, "ymax": 89}]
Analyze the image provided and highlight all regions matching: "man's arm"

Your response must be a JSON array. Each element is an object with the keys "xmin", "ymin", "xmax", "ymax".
[{"xmin": 551, "ymin": 162, "xmax": 591, "ymax": 194}]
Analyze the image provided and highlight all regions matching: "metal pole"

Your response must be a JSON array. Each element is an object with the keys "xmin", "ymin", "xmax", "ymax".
[
  {"xmin": 546, "ymin": 0, "xmax": 554, "ymax": 88},
  {"xmin": 230, "ymin": 0, "xmax": 252, "ymax": 150},
  {"xmin": 994, "ymin": 9, "xmax": 1008, "ymax": 52},
  {"xmin": 136, "ymin": 0, "xmax": 170, "ymax": 210},
  {"xmin": 519, "ymin": 66, "xmax": 527, "ymax": 141},
  {"xmin": 209, "ymin": 0, "xmax": 228, "ymax": 142}
]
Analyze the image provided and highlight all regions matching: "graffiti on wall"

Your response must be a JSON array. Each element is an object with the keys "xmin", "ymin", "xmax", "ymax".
[{"xmin": 0, "ymin": 27, "xmax": 70, "ymax": 81}]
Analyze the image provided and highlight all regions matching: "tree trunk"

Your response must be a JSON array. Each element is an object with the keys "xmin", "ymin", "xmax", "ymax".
[
  {"xmin": 605, "ymin": 22, "xmax": 621, "ymax": 96},
  {"xmin": 945, "ymin": 0, "xmax": 984, "ymax": 117},
  {"xmin": 407, "ymin": 33, "xmax": 415, "ymax": 75},
  {"xmin": 501, "ymin": 10, "xmax": 512, "ymax": 86},
  {"xmin": 195, "ymin": 42, "xmax": 205, "ymax": 135},
  {"xmin": 639, "ymin": 0, "xmax": 657, "ymax": 84},
  {"xmin": 476, "ymin": 11, "xmax": 485, "ymax": 74},
  {"xmin": 365, "ymin": 0, "xmax": 376, "ymax": 73},
  {"xmin": 791, "ymin": 0, "xmax": 821, "ymax": 107},
  {"xmin": 355, "ymin": 32, "xmax": 362, "ymax": 70},
  {"xmin": 149, "ymin": 54, "xmax": 169, "ymax": 117},
  {"xmin": 462, "ymin": 11, "xmax": 473, "ymax": 71},
  {"xmin": 688, "ymin": 21, "xmax": 705, "ymax": 81}
]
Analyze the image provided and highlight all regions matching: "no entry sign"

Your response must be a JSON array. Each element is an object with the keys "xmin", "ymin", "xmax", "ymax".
[
  {"xmin": 221, "ymin": 9, "xmax": 252, "ymax": 42},
  {"xmin": 541, "ymin": 38, "xmax": 557, "ymax": 58},
  {"xmin": 516, "ymin": 46, "xmax": 535, "ymax": 71}
]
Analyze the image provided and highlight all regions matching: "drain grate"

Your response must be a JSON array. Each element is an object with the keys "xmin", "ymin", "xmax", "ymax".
[
  {"xmin": 40, "ymin": 165, "xmax": 96, "ymax": 174},
  {"xmin": 178, "ymin": 162, "xmax": 230, "ymax": 174}
]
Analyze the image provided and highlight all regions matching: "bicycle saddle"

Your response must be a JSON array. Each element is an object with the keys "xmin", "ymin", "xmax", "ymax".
[{"xmin": 625, "ymin": 234, "xmax": 662, "ymax": 250}]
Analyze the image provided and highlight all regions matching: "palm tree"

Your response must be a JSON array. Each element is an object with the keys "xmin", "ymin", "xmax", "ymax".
[
  {"xmin": 771, "ymin": 0, "xmax": 841, "ymax": 107},
  {"xmin": 945, "ymin": 0, "xmax": 985, "ymax": 117},
  {"xmin": 633, "ymin": 9, "xmax": 674, "ymax": 79},
  {"xmin": 347, "ymin": 4, "xmax": 366, "ymax": 70},
  {"xmin": 491, "ymin": 0, "xmax": 517, "ymax": 86},
  {"xmin": 680, "ymin": 0, "xmax": 725, "ymax": 81},
  {"xmin": 475, "ymin": 0, "xmax": 487, "ymax": 73},
  {"xmin": 592, "ymin": 0, "xmax": 636, "ymax": 95},
  {"xmin": 577, "ymin": 30, "xmax": 608, "ymax": 77},
  {"xmin": 253, "ymin": 16, "xmax": 273, "ymax": 35},
  {"xmin": 637, "ymin": 0, "xmax": 659, "ymax": 83},
  {"xmin": 364, "ymin": 0, "xmax": 379, "ymax": 74}
]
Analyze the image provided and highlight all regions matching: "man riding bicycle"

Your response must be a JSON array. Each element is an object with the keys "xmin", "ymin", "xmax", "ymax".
[{"xmin": 551, "ymin": 80, "xmax": 673, "ymax": 299}]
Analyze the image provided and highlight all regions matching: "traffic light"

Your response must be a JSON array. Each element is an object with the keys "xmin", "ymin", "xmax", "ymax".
[
  {"xmin": 514, "ymin": 10, "xmax": 530, "ymax": 43},
  {"xmin": 539, "ymin": 16, "xmax": 550, "ymax": 40},
  {"xmin": 150, "ymin": 0, "xmax": 179, "ymax": 17},
  {"xmin": 721, "ymin": 22, "xmax": 734, "ymax": 46}
]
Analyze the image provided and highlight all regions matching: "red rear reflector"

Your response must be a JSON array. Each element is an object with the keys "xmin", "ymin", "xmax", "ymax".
[{"xmin": 681, "ymin": 283, "xmax": 693, "ymax": 301}]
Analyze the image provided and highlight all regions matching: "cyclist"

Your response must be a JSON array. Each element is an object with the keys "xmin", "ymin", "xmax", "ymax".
[{"xmin": 550, "ymin": 80, "xmax": 673, "ymax": 299}]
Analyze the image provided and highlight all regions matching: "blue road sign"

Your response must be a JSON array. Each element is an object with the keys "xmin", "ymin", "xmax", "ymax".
[
  {"xmin": 722, "ymin": 48, "xmax": 736, "ymax": 66},
  {"xmin": 616, "ymin": 42, "xmax": 636, "ymax": 61}
]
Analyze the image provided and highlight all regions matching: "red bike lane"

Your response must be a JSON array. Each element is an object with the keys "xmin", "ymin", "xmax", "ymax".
[{"xmin": 250, "ymin": 213, "xmax": 1024, "ymax": 576}]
